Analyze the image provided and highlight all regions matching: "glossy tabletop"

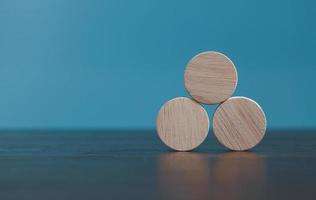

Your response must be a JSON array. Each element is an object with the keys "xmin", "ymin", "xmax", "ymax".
[{"xmin": 0, "ymin": 130, "xmax": 315, "ymax": 200}]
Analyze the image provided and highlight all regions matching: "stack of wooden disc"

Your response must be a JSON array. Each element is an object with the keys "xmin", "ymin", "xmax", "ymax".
[{"xmin": 156, "ymin": 51, "xmax": 267, "ymax": 151}]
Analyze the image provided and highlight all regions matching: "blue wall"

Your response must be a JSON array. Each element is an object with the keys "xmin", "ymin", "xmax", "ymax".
[{"xmin": 0, "ymin": 0, "xmax": 315, "ymax": 129}]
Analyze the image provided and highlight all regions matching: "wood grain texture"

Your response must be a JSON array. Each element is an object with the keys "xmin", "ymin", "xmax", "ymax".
[
  {"xmin": 156, "ymin": 97, "xmax": 209, "ymax": 151},
  {"xmin": 184, "ymin": 51, "xmax": 238, "ymax": 104},
  {"xmin": 213, "ymin": 97, "xmax": 267, "ymax": 151}
]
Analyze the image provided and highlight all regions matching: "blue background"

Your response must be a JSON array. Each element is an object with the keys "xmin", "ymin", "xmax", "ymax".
[{"xmin": 0, "ymin": 0, "xmax": 315, "ymax": 129}]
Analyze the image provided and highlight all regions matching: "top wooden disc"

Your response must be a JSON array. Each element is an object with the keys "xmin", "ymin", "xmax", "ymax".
[
  {"xmin": 156, "ymin": 97, "xmax": 210, "ymax": 151},
  {"xmin": 184, "ymin": 51, "xmax": 238, "ymax": 104},
  {"xmin": 213, "ymin": 97, "xmax": 267, "ymax": 151}
]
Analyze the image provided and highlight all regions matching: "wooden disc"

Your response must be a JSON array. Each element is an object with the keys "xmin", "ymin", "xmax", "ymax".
[
  {"xmin": 184, "ymin": 51, "xmax": 238, "ymax": 104},
  {"xmin": 213, "ymin": 97, "xmax": 267, "ymax": 151},
  {"xmin": 156, "ymin": 97, "xmax": 210, "ymax": 151}
]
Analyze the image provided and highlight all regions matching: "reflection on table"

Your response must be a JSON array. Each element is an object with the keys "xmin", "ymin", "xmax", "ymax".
[{"xmin": 158, "ymin": 152, "xmax": 266, "ymax": 200}]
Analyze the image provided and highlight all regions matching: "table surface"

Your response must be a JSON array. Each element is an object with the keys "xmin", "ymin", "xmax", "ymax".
[{"xmin": 0, "ymin": 129, "xmax": 315, "ymax": 200}]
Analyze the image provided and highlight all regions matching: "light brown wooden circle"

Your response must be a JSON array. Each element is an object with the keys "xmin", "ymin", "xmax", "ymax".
[
  {"xmin": 184, "ymin": 51, "xmax": 238, "ymax": 104},
  {"xmin": 156, "ymin": 97, "xmax": 210, "ymax": 151},
  {"xmin": 213, "ymin": 97, "xmax": 267, "ymax": 151}
]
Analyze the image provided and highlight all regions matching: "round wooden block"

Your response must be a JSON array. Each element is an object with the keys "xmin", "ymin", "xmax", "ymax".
[
  {"xmin": 184, "ymin": 51, "xmax": 238, "ymax": 104},
  {"xmin": 213, "ymin": 97, "xmax": 267, "ymax": 151},
  {"xmin": 156, "ymin": 97, "xmax": 210, "ymax": 151}
]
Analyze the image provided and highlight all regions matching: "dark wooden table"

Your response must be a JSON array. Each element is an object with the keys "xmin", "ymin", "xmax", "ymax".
[{"xmin": 0, "ymin": 130, "xmax": 315, "ymax": 200}]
